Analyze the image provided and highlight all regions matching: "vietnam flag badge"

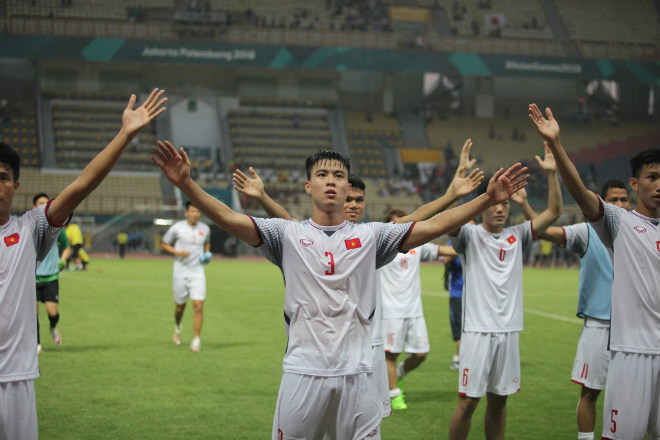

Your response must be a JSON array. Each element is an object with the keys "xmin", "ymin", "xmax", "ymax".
[
  {"xmin": 4, "ymin": 233, "xmax": 20, "ymax": 247},
  {"xmin": 344, "ymin": 238, "xmax": 362, "ymax": 250},
  {"xmin": 507, "ymin": 235, "xmax": 517, "ymax": 245}
]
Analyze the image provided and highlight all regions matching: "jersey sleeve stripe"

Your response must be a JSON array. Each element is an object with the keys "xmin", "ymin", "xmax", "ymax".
[
  {"xmin": 44, "ymin": 198, "xmax": 72, "ymax": 227},
  {"xmin": 248, "ymin": 215, "xmax": 264, "ymax": 247},
  {"xmin": 585, "ymin": 192, "xmax": 605, "ymax": 222},
  {"xmin": 397, "ymin": 221, "xmax": 417, "ymax": 252}
]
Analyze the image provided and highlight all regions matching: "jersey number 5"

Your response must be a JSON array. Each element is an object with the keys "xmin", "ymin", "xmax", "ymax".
[
  {"xmin": 610, "ymin": 409, "xmax": 618, "ymax": 433},
  {"xmin": 325, "ymin": 252, "xmax": 335, "ymax": 276}
]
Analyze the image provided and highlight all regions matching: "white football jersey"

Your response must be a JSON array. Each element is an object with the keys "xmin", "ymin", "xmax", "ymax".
[
  {"xmin": 590, "ymin": 200, "xmax": 660, "ymax": 354},
  {"xmin": 452, "ymin": 222, "xmax": 533, "ymax": 332},
  {"xmin": 370, "ymin": 275, "xmax": 383, "ymax": 346},
  {"xmin": 0, "ymin": 205, "xmax": 62, "ymax": 382},
  {"xmin": 252, "ymin": 217, "xmax": 414, "ymax": 376},
  {"xmin": 380, "ymin": 243, "xmax": 438, "ymax": 319},
  {"xmin": 162, "ymin": 220, "xmax": 210, "ymax": 277}
]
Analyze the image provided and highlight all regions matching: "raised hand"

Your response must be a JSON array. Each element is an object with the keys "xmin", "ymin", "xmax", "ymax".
[
  {"xmin": 122, "ymin": 89, "xmax": 167, "ymax": 138},
  {"xmin": 452, "ymin": 167, "xmax": 485, "ymax": 198},
  {"xmin": 485, "ymin": 163, "xmax": 529, "ymax": 204},
  {"xmin": 528, "ymin": 104, "xmax": 559, "ymax": 142},
  {"xmin": 510, "ymin": 187, "xmax": 528, "ymax": 205},
  {"xmin": 535, "ymin": 142, "xmax": 557, "ymax": 173},
  {"xmin": 233, "ymin": 167, "xmax": 265, "ymax": 199},
  {"xmin": 151, "ymin": 141, "xmax": 191, "ymax": 187},
  {"xmin": 457, "ymin": 138, "xmax": 476, "ymax": 176}
]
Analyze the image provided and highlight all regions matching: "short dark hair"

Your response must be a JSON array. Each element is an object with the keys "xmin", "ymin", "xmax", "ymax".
[
  {"xmin": 0, "ymin": 142, "xmax": 20, "ymax": 182},
  {"xmin": 33, "ymin": 192, "xmax": 49, "ymax": 205},
  {"xmin": 185, "ymin": 201, "xmax": 194, "ymax": 211},
  {"xmin": 348, "ymin": 175, "xmax": 365, "ymax": 191},
  {"xmin": 384, "ymin": 208, "xmax": 407, "ymax": 222},
  {"xmin": 630, "ymin": 148, "xmax": 660, "ymax": 179},
  {"xmin": 305, "ymin": 150, "xmax": 350, "ymax": 180},
  {"xmin": 599, "ymin": 180, "xmax": 627, "ymax": 199}
]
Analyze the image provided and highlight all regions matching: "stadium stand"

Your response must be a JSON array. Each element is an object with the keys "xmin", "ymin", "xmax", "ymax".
[
  {"xmin": 4, "ymin": 0, "xmax": 659, "ymax": 60},
  {"xmin": 0, "ymin": 99, "xmax": 40, "ymax": 168},
  {"xmin": 344, "ymin": 111, "xmax": 403, "ymax": 178},
  {"xmin": 554, "ymin": 0, "xmax": 660, "ymax": 45},
  {"xmin": 50, "ymin": 97, "xmax": 157, "ymax": 171},
  {"xmin": 12, "ymin": 169, "xmax": 163, "ymax": 215},
  {"xmin": 228, "ymin": 106, "xmax": 332, "ymax": 172}
]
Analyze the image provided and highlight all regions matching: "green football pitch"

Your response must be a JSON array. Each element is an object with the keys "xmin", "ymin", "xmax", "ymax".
[{"xmin": 35, "ymin": 257, "xmax": 602, "ymax": 439}]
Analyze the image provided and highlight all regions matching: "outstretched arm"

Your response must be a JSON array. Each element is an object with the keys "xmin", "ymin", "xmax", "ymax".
[
  {"xmin": 398, "ymin": 139, "xmax": 484, "ymax": 223},
  {"xmin": 437, "ymin": 244, "xmax": 458, "ymax": 258},
  {"xmin": 153, "ymin": 141, "xmax": 261, "ymax": 246},
  {"xmin": 402, "ymin": 163, "xmax": 529, "ymax": 250},
  {"xmin": 232, "ymin": 167, "xmax": 298, "ymax": 221},
  {"xmin": 48, "ymin": 89, "xmax": 167, "ymax": 224},
  {"xmin": 529, "ymin": 104, "xmax": 599, "ymax": 219},
  {"xmin": 537, "ymin": 226, "xmax": 566, "ymax": 246},
  {"xmin": 528, "ymin": 142, "xmax": 563, "ymax": 236}
]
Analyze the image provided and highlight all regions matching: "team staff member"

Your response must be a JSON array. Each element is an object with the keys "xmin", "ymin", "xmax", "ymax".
[{"xmin": 33, "ymin": 193, "xmax": 71, "ymax": 355}]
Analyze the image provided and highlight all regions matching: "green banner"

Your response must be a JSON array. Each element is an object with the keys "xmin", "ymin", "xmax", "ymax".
[{"xmin": 1, "ymin": 35, "xmax": 659, "ymax": 83}]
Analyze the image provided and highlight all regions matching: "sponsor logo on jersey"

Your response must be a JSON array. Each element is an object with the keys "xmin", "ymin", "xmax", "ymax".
[
  {"xmin": 507, "ymin": 235, "xmax": 516, "ymax": 244},
  {"xmin": 299, "ymin": 238, "xmax": 314, "ymax": 247},
  {"xmin": 634, "ymin": 226, "xmax": 647, "ymax": 233},
  {"xmin": 344, "ymin": 238, "xmax": 362, "ymax": 250},
  {"xmin": 4, "ymin": 233, "xmax": 20, "ymax": 247}
]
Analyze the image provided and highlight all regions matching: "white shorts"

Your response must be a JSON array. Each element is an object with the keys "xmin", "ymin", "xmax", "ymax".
[
  {"xmin": 273, "ymin": 372, "xmax": 381, "ymax": 440},
  {"xmin": 458, "ymin": 332, "xmax": 520, "ymax": 398},
  {"xmin": 571, "ymin": 319, "xmax": 610, "ymax": 390},
  {"xmin": 382, "ymin": 316, "xmax": 430, "ymax": 354},
  {"xmin": 372, "ymin": 344, "xmax": 391, "ymax": 418},
  {"xmin": 601, "ymin": 351, "xmax": 660, "ymax": 440},
  {"xmin": 172, "ymin": 274, "xmax": 206, "ymax": 304},
  {"xmin": 0, "ymin": 380, "xmax": 38, "ymax": 440}
]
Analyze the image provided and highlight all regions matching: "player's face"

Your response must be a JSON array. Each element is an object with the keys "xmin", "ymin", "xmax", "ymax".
[
  {"xmin": 344, "ymin": 188, "xmax": 365, "ymax": 223},
  {"xmin": 603, "ymin": 187, "xmax": 630, "ymax": 211},
  {"xmin": 482, "ymin": 199, "xmax": 510, "ymax": 232},
  {"xmin": 33, "ymin": 196, "xmax": 48, "ymax": 209},
  {"xmin": 305, "ymin": 160, "xmax": 350, "ymax": 211},
  {"xmin": 0, "ymin": 163, "xmax": 19, "ymax": 225},
  {"xmin": 630, "ymin": 163, "xmax": 660, "ymax": 217},
  {"xmin": 185, "ymin": 205, "xmax": 201, "ymax": 226}
]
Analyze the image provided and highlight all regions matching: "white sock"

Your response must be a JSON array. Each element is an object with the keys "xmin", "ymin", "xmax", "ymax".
[
  {"xmin": 577, "ymin": 432, "xmax": 594, "ymax": 440},
  {"xmin": 397, "ymin": 362, "xmax": 407, "ymax": 379},
  {"xmin": 452, "ymin": 354, "xmax": 459, "ymax": 363},
  {"xmin": 389, "ymin": 388, "xmax": 402, "ymax": 398},
  {"xmin": 174, "ymin": 324, "xmax": 182, "ymax": 334}
]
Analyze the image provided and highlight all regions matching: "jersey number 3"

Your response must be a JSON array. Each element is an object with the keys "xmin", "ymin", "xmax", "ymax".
[{"xmin": 325, "ymin": 252, "xmax": 335, "ymax": 276}]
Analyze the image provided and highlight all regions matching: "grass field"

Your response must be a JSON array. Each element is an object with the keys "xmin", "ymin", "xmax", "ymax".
[{"xmin": 35, "ymin": 256, "xmax": 602, "ymax": 439}]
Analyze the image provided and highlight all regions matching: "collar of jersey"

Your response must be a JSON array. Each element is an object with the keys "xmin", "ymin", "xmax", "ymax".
[
  {"xmin": 632, "ymin": 210, "xmax": 660, "ymax": 226},
  {"xmin": 307, "ymin": 219, "xmax": 349, "ymax": 231},
  {"xmin": 0, "ymin": 215, "xmax": 15, "ymax": 232}
]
